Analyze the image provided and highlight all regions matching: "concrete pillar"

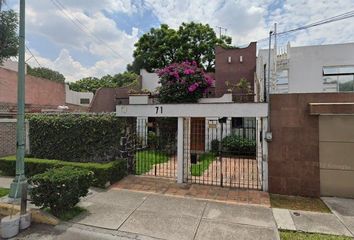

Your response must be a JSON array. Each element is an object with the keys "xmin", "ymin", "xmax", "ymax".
[
  {"xmin": 177, "ymin": 117, "xmax": 184, "ymax": 183},
  {"xmin": 261, "ymin": 117, "xmax": 269, "ymax": 191},
  {"xmin": 183, "ymin": 118, "xmax": 191, "ymax": 183}
]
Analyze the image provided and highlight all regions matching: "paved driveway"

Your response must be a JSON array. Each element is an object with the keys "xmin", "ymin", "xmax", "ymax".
[{"xmin": 72, "ymin": 189, "xmax": 279, "ymax": 240}]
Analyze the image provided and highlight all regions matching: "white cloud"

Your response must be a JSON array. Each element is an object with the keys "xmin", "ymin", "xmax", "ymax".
[
  {"xmin": 267, "ymin": 0, "xmax": 354, "ymax": 47},
  {"xmin": 26, "ymin": 48, "xmax": 129, "ymax": 82},
  {"xmin": 143, "ymin": 0, "xmax": 270, "ymax": 46},
  {"xmin": 11, "ymin": 0, "xmax": 354, "ymax": 81}
]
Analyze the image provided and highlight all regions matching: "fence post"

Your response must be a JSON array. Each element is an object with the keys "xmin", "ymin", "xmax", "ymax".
[
  {"xmin": 262, "ymin": 117, "xmax": 269, "ymax": 191},
  {"xmin": 177, "ymin": 117, "xmax": 184, "ymax": 183}
]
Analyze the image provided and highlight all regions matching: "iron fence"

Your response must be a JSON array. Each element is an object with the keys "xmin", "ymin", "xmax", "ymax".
[
  {"xmin": 184, "ymin": 117, "xmax": 262, "ymax": 190},
  {"xmin": 129, "ymin": 117, "xmax": 178, "ymax": 178}
]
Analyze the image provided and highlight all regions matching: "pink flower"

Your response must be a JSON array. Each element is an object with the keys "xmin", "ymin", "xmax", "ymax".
[
  {"xmin": 183, "ymin": 69, "xmax": 195, "ymax": 75},
  {"xmin": 188, "ymin": 82, "xmax": 199, "ymax": 92},
  {"xmin": 204, "ymin": 74, "xmax": 214, "ymax": 86}
]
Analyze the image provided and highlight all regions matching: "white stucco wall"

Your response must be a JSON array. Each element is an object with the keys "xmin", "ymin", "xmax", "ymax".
[
  {"xmin": 140, "ymin": 69, "xmax": 160, "ymax": 92},
  {"xmin": 257, "ymin": 42, "xmax": 354, "ymax": 94},
  {"xmin": 288, "ymin": 42, "xmax": 354, "ymax": 93},
  {"xmin": 65, "ymin": 85, "xmax": 94, "ymax": 106}
]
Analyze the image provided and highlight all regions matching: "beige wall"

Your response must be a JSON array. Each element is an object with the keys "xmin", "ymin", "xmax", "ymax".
[{"xmin": 319, "ymin": 115, "xmax": 354, "ymax": 198}]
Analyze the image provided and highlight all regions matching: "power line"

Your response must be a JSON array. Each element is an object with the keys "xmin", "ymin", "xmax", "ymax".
[
  {"xmin": 50, "ymin": 0, "xmax": 130, "ymax": 62},
  {"xmin": 25, "ymin": 45, "xmax": 42, "ymax": 67},
  {"xmin": 278, "ymin": 10, "xmax": 354, "ymax": 35},
  {"xmin": 236, "ymin": 9, "xmax": 354, "ymax": 48}
]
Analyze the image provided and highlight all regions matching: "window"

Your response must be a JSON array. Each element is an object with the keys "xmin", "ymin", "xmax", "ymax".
[
  {"xmin": 323, "ymin": 66, "xmax": 354, "ymax": 92},
  {"xmin": 232, "ymin": 117, "xmax": 243, "ymax": 128},
  {"xmin": 80, "ymin": 98, "xmax": 90, "ymax": 104}
]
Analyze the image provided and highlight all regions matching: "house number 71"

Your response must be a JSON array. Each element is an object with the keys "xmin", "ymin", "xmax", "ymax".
[{"xmin": 155, "ymin": 106, "xmax": 163, "ymax": 114}]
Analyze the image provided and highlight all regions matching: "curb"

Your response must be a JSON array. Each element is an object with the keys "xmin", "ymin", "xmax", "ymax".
[{"xmin": 0, "ymin": 203, "xmax": 59, "ymax": 225}]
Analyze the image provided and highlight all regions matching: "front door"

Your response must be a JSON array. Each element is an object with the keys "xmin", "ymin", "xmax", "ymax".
[{"xmin": 190, "ymin": 118, "xmax": 205, "ymax": 152}]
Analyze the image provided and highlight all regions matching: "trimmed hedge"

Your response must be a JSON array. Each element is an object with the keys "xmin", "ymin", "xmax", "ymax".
[
  {"xmin": 0, "ymin": 156, "xmax": 127, "ymax": 188},
  {"xmin": 27, "ymin": 114, "xmax": 125, "ymax": 162}
]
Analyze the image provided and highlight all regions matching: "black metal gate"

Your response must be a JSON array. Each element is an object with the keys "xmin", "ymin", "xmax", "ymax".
[
  {"xmin": 125, "ymin": 117, "xmax": 177, "ymax": 179},
  {"xmin": 184, "ymin": 117, "xmax": 262, "ymax": 190}
]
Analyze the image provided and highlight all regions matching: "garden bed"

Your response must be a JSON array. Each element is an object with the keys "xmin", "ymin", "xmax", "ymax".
[
  {"xmin": 0, "ymin": 156, "xmax": 127, "ymax": 188},
  {"xmin": 190, "ymin": 153, "xmax": 216, "ymax": 176},
  {"xmin": 0, "ymin": 188, "xmax": 9, "ymax": 197},
  {"xmin": 135, "ymin": 150, "xmax": 169, "ymax": 175},
  {"xmin": 280, "ymin": 230, "xmax": 351, "ymax": 240},
  {"xmin": 270, "ymin": 194, "xmax": 331, "ymax": 213}
]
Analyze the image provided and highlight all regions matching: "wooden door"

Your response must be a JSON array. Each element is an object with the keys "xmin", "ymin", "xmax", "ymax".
[{"xmin": 190, "ymin": 118, "xmax": 205, "ymax": 152}]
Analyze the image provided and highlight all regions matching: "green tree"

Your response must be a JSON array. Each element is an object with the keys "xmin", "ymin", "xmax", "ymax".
[
  {"xmin": 27, "ymin": 66, "xmax": 66, "ymax": 83},
  {"xmin": 130, "ymin": 22, "xmax": 232, "ymax": 73},
  {"xmin": 68, "ymin": 71, "xmax": 138, "ymax": 93},
  {"xmin": 0, "ymin": 9, "xmax": 18, "ymax": 64},
  {"xmin": 68, "ymin": 77, "xmax": 103, "ymax": 93}
]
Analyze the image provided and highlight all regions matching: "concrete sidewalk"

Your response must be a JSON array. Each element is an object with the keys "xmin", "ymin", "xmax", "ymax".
[
  {"xmin": 323, "ymin": 197, "xmax": 354, "ymax": 236},
  {"xmin": 272, "ymin": 197, "xmax": 354, "ymax": 238},
  {"xmin": 0, "ymin": 176, "xmax": 13, "ymax": 189},
  {"xmin": 73, "ymin": 189, "xmax": 279, "ymax": 240}
]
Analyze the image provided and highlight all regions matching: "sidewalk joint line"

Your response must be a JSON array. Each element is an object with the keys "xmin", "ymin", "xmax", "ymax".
[
  {"xmin": 115, "ymin": 192, "xmax": 151, "ymax": 231},
  {"xmin": 192, "ymin": 201, "xmax": 208, "ymax": 240}
]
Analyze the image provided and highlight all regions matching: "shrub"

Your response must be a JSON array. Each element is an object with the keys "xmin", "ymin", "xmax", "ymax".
[
  {"xmin": 0, "ymin": 156, "xmax": 127, "ymax": 188},
  {"xmin": 147, "ymin": 131, "xmax": 158, "ymax": 149},
  {"xmin": 210, "ymin": 139, "xmax": 220, "ymax": 154},
  {"xmin": 27, "ymin": 114, "xmax": 126, "ymax": 162},
  {"xmin": 156, "ymin": 61, "xmax": 214, "ymax": 103},
  {"xmin": 221, "ymin": 135, "xmax": 256, "ymax": 156},
  {"xmin": 29, "ymin": 166, "xmax": 93, "ymax": 216}
]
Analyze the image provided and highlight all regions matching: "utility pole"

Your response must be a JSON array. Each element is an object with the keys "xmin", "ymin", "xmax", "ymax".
[
  {"xmin": 266, "ymin": 30, "xmax": 273, "ymax": 103},
  {"xmin": 215, "ymin": 26, "xmax": 227, "ymax": 39},
  {"xmin": 266, "ymin": 29, "xmax": 273, "ymax": 136},
  {"xmin": 9, "ymin": 0, "xmax": 27, "ymax": 211},
  {"xmin": 273, "ymin": 23, "xmax": 277, "ymax": 81}
]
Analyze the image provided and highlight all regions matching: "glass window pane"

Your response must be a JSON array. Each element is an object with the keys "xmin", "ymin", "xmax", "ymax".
[
  {"xmin": 323, "ymin": 67, "xmax": 339, "ymax": 75},
  {"xmin": 323, "ymin": 66, "xmax": 354, "ymax": 75},
  {"xmin": 338, "ymin": 75, "xmax": 354, "ymax": 92},
  {"xmin": 323, "ymin": 76, "xmax": 338, "ymax": 92},
  {"xmin": 339, "ymin": 66, "xmax": 354, "ymax": 74}
]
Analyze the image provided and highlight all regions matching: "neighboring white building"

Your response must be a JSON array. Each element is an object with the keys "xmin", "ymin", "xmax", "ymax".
[
  {"xmin": 65, "ymin": 85, "xmax": 94, "ymax": 106},
  {"xmin": 140, "ymin": 69, "xmax": 160, "ymax": 92},
  {"xmin": 257, "ymin": 42, "xmax": 354, "ymax": 95}
]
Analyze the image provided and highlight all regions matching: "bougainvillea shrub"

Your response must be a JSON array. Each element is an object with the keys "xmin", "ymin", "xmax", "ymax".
[{"xmin": 156, "ymin": 61, "xmax": 214, "ymax": 103}]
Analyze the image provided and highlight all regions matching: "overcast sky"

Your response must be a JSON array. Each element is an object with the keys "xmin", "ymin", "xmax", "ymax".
[{"xmin": 5, "ymin": 0, "xmax": 354, "ymax": 82}]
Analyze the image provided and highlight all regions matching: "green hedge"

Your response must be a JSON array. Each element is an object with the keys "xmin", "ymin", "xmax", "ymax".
[
  {"xmin": 0, "ymin": 156, "xmax": 127, "ymax": 188},
  {"xmin": 27, "ymin": 114, "xmax": 125, "ymax": 162},
  {"xmin": 221, "ymin": 134, "xmax": 256, "ymax": 156}
]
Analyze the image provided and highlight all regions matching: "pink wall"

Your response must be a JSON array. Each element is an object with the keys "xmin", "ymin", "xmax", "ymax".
[{"xmin": 0, "ymin": 68, "xmax": 65, "ymax": 107}]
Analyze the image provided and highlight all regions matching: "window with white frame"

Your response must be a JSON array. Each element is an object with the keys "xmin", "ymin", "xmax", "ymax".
[{"xmin": 323, "ymin": 66, "xmax": 354, "ymax": 92}]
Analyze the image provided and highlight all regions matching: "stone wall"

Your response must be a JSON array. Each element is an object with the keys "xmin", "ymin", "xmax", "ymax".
[{"xmin": 0, "ymin": 119, "xmax": 29, "ymax": 157}]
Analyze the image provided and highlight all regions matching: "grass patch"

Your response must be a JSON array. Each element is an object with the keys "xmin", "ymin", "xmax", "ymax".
[
  {"xmin": 280, "ymin": 230, "xmax": 352, "ymax": 240},
  {"xmin": 0, "ymin": 188, "xmax": 9, "ymax": 197},
  {"xmin": 190, "ymin": 153, "xmax": 216, "ymax": 176},
  {"xmin": 270, "ymin": 194, "xmax": 331, "ymax": 213},
  {"xmin": 135, "ymin": 150, "xmax": 169, "ymax": 175},
  {"xmin": 46, "ymin": 206, "xmax": 86, "ymax": 221}
]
